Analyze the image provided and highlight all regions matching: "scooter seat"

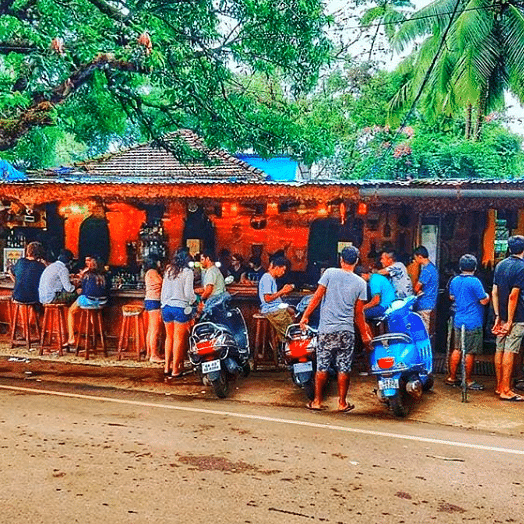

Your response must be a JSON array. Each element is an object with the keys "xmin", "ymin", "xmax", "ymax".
[{"xmin": 370, "ymin": 333, "xmax": 412, "ymax": 348}]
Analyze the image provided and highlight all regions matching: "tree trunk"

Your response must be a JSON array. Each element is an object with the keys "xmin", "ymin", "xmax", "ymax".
[
  {"xmin": 465, "ymin": 103, "xmax": 472, "ymax": 140},
  {"xmin": 474, "ymin": 92, "xmax": 486, "ymax": 141}
]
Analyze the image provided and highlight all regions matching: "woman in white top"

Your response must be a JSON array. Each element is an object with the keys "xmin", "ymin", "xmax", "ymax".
[{"xmin": 160, "ymin": 248, "xmax": 196, "ymax": 378}]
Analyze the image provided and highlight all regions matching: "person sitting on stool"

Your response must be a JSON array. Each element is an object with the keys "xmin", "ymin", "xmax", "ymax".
[{"xmin": 258, "ymin": 256, "xmax": 295, "ymax": 342}]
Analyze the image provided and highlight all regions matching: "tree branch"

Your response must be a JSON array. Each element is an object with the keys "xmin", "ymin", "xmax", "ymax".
[{"xmin": 0, "ymin": 53, "xmax": 148, "ymax": 150}]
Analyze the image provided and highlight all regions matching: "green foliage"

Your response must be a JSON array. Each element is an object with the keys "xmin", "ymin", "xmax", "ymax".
[
  {"xmin": 340, "ymin": 120, "xmax": 524, "ymax": 180},
  {"xmin": 0, "ymin": 0, "xmax": 332, "ymax": 167}
]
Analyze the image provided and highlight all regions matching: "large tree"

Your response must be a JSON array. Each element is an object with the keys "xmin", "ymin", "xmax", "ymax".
[
  {"xmin": 0, "ymin": 0, "xmax": 332, "ymax": 165},
  {"xmin": 388, "ymin": 0, "xmax": 524, "ymax": 140}
]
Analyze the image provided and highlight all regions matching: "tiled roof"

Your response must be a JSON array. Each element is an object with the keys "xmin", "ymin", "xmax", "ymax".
[{"xmin": 51, "ymin": 129, "xmax": 267, "ymax": 182}]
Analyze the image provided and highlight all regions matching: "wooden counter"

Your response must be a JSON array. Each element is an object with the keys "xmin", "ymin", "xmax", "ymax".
[{"xmin": 0, "ymin": 279, "xmax": 310, "ymax": 348}]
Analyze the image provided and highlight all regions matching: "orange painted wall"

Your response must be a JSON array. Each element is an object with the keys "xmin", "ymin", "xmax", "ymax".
[
  {"xmin": 105, "ymin": 203, "xmax": 146, "ymax": 266},
  {"xmin": 63, "ymin": 202, "xmax": 146, "ymax": 266}
]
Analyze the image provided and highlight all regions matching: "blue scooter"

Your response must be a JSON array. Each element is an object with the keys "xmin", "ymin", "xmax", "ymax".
[{"xmin": 369, "ymin": 295, "xmax": 433, "ymax": 417}]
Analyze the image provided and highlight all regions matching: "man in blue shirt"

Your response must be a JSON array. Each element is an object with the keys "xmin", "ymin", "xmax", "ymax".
[
  {"xmin": 258, "ymin": 256, "xmax": 295, "ymax": 341},
  {"xmin": 355, "ymin": 265, "xmax": 395, "ymax": 319},
  {"xmin": 446, "ymin": 254, "xmax": 489, "ymax": 390},
  {"xmin": 413, "ymin": 246, "xmax": 439, "ymax": 334}
]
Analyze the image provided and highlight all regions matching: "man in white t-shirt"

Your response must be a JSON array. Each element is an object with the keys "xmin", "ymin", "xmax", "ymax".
[
  {"xmin": 198, "ymin": 249, "xmax": 227, "ymax": 311},
  {"xmin": 258, "ymin": 256, "xmax": 295, "ymax": 340}
]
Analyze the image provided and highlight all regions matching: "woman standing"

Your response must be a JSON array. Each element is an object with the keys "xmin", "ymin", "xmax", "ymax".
[
  {"xmin": 144, "ymin": 255, "xmax": 164, "ymax": 363},
  {"xmin": 161, "ymin": 248, "xmax": 196, "ymax": 378}
]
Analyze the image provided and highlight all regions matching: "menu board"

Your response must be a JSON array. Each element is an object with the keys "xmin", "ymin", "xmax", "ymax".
[{"xmin": 3, "ymin": 248, "xmax": 24, "ymax": 273}]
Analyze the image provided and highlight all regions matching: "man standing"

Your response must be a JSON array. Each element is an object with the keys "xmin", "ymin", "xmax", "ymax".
[
  {"xmin": 378, "ymin": 250, "xmax": 413, "ymax": 299},
  {"xmin": 355, "ymin": 264, "xmax": 395, "ymax": 320},
  {"xmin": 258, "ymin": 256, "xmax": 295, "ymax": 340},
  {"xmin": 492, "ymin": 235, "xmax": 524, "ymax": 401},
  {"xmin": 413, "ymin": 245, "xmax": 439, "ymax": 334},
  {"xmin": 39, "ymin": 249, "xmax": 76, "ymax": 305},
  {"xmin": 300, "ymin": 247, "xmax": 371, "ymax": 412},
  {"xmin": 446, "ymin": 254, "xmax": 490, "ymax": 390},
  {"xmin": 198, "ymin": 249, "xmax": 227, "ymax": 311}
]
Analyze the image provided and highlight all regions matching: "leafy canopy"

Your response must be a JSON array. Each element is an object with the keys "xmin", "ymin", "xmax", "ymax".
[{"xmin": 0, "ymin": 0, "xmax": 332, "ymax": 167}]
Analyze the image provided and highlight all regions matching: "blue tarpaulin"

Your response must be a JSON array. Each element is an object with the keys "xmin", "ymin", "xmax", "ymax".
[
  {"xmin": 235, "ymin": 155, "xmax": 298, "ymax": 182},
  {"xmin": 0, "ymin": 160, "xmax": 26, "ymax": 181}
]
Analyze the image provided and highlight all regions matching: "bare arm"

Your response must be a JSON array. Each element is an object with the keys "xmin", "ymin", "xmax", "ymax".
[
  {"xmin": 506, "ymin": 287, "xmax": 520, "ymax": 327},
  {"xmin": 363, "ymin": 293, "xmax": 380, "ymax": 310},
  {"xmin": 264, "ymin": 283, "xmax": 294, "ymax": 303},
  {"xmin": 355, "ymin": 299, "xmax": 372, "ymax": 347},
  {"xmin": 299, "ymin": 285, "xmax": 326, "ymax": 329},
  {"xmin": 491, "ymin": 285, "xmax": 501, "ymax": 334}
]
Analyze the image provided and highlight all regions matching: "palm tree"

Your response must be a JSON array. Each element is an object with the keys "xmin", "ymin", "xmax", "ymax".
[{"xmin": 388, "ymin": 0, "xmax": 524, "ymax": 140}]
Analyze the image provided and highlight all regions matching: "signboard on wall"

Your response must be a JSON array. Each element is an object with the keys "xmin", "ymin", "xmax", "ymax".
[
  {"xmin": 3, "ymin": 248, "xmax": 24, "ymax": 273},
  {"xmin": 186, "ymin": 238, "xmax": 203, "ymax": 256},
  {"xmin": 420, "ymin": 224, "xmax": 439, "ymax": 267},
  {"xmin": 337, "ymin": 241, "xmax": 353, "ymax": 253}
]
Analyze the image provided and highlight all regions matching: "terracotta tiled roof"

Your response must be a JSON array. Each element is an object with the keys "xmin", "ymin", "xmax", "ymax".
[{"xmin": 71, "ymin": 129, "xmax": 267, "ymax": 182}]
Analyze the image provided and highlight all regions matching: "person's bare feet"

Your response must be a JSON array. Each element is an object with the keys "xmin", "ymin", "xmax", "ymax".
[{"xmin": 337, "ymin": 403, "xmax": 355, "ymax": 413}]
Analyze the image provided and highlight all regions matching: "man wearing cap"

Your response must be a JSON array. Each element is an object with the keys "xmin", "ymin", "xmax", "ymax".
[
  {"xmin": 300, "ymin": 246, "xmax": 371, "ymax": 412},
  {"xmin": 492, "ymin": 235, "xmax": 524, "ymax": 401}
]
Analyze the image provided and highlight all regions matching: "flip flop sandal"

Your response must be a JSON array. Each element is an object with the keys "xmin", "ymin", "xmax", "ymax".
[
  {"xmin": 445, "ymin": 379, "xmax": 460, "ymax": 386},
  {"xmin": 337, "ymin": 404, "xmax": 355, "ymax": 413},
  {"xmin": 306, "ymin": 402, "xmax": 324, "ymax": 411},
  {"xmin": 467, "ymin": 382, "xmax": 484, "ymax": 391},
  {"xmin": 500, "ymin": 394, "xmax": 524, "ymax": 401}
]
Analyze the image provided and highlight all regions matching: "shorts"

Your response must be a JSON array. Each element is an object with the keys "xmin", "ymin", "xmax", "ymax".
[
  {"xmin": 161, "ymin": 305, "xmax": 192, "ymax": 324},
  {"xmin": 78, "ymin": 295, "xmax": 106, "ymax": 308},
  {"xmin": 453, "ymin": 326, "xmax": 483, "ymax": 355},
  {"xmin": 316, "ymin": 331, "xmax": 355, "ymax": 374},
  {"xmin": 496, "ymin": 322, "xmax": 524, "ymax": 354},
  {"xmin": 265, "ymin": 308, "xmax": 294, "ymax": 341},
  {"xmin": 144, "ymin": 299, "xmax": 161, "ymax": 311},
  {"xmin": 417, "ymin": 310, "xmax": 432, "ymax": 333}
]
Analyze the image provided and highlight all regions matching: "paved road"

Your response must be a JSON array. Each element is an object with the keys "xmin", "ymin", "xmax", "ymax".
[{"xmin": 1, "ymin": 379, "xmax": 523, "ymax": 523}]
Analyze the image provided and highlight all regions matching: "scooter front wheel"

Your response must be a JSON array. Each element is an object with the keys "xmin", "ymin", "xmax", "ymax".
[
  {"xmin": 389, "ymin": 392, "xmax": 409, "ymax": 418},
  {"xmin": 211, "ymin": 370, "xmax": 229, "ymax": 398}
]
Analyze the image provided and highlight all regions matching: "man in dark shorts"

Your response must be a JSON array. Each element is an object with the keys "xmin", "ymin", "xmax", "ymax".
[
  {"xmin": 446, "ymin": 254, "xmax": 489, "ymax": 390},
  {"xmin": 492, "ymin": 235, "xmax": 524, "ymax": 401},
  {"xmin": 300, "ymin": 246, "xmax": 371, "ymax": 412}
]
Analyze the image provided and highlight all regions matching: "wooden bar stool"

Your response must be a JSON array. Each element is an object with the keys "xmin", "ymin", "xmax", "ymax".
[
  {"xmin": 117, "ymin": 304, "xmax": 146, "ymax": 361},
  {"xmin": 252, "ymin": 313, "xmax": 279, "ymax": 370},
  {"xmin": 10, "ymin": 301, "xmax": 40, "ymax": 350},
  {"xmin": 0, "ymin": 295, "xmax": 12, "ymax": 333},
  {"xmin": 75, "ymin": 306, "xmax": 106, "ymax": 360},
  {"xmin": 40, "ymin": 303, "xmax": 67, "ymax": 356}
]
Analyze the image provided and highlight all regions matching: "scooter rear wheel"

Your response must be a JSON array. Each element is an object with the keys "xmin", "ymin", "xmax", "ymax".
[
  {"xmin": 211, "ymin": 370, "xmax": 229, "ymax": 398},
  {"xmin": 389, "ymin": 392, "xmax": 409, "ymax": 418},
  {"xmin": 422, "ymin": 374, "xmax": 434, "ymax": 391}
]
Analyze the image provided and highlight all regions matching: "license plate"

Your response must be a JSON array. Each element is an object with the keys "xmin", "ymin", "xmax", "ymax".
[
  {"xmin": 293, "ymin": 361, "xmax": 313, "ymax": 374},
  {"xmin": 378, "ymin": 378, "xmax": 399, "ymax": 390},
  {"xmin": 202, "ymin": 359, "xmax": 221, "ymax": 374}
]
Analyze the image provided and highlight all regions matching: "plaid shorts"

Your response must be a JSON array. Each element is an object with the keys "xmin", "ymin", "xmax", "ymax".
[{"xmin": 316, "ymin": 331, "xmax": 355, "ymax": 374}]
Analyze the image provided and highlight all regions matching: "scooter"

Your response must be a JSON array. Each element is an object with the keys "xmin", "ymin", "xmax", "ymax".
[
  {"xmin": 369, "ymin": 295, "xmax": 433, "ymax": 417},
  {"xmin": 283, "ymin": 295, "xmax": 319, "ymax": 401},
  {"xmin": 188, "ymin": 293, "xmax": 251, "ymax": 398}
]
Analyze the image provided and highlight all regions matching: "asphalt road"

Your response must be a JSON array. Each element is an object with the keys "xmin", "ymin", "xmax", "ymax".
[{"xmin": 1, "ymin": 379, "xmax": 523, "ymax": 523}]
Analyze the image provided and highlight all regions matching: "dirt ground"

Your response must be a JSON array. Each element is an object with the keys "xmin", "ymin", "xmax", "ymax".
[{"xmin": 1, "ymin": 335, "xmax": 524, "ymax": 438}]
